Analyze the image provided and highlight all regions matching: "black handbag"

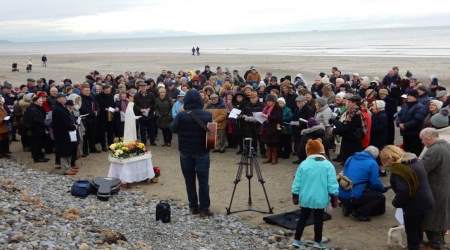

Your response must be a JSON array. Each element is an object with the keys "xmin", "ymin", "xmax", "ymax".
[
  {"xmin": 71, "ymin": 180, "xmax": 93, "ymax": 198},
  {"xmin": 156, "ymin": 201, "xmax": 171, "ymax": 223}
]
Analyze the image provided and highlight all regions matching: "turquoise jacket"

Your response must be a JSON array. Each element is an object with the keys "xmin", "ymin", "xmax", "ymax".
[{"xmin": 291, "ymin": 154, "xmax": 339, "ymax": 209}]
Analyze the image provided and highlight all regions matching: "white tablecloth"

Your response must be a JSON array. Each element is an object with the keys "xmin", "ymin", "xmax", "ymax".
[{"xmin": 108, "ymin": 153, "xmax": 155, "ymax": 183}]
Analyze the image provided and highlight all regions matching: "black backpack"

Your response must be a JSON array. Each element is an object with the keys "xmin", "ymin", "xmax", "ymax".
[
  {"xmin": 156, "ymin": 201, "xmax": 171, "ymax": 223},
  {"xmin": 71, "ymin": 180, "xmax": 93, "ymax": 198}
]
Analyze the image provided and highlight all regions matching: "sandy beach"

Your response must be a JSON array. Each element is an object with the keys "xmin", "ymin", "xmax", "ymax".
[
  {"xmin": 2, "ymin": 52, "xmax": 450, "ymax": 249},
  {"xmin": 1, "ymin": 53, "xmax": 450, "ymax": 86}
]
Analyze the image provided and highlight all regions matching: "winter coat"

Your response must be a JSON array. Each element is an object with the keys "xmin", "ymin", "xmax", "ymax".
[
  {"xmin": 297, "ymin": 124, "xmax": 325, "ymax": 162},
  {"xmin": 261, "ymin": 105, "xmax": 282, "ymax": 146},
  {"xmin": 241, "ymin": 101, "xmax": 264, "ymax": 137},
  {"xmin": 397, "ymin": 101, "xmax": 427, "ymax": 137},
  {"xmin": 171, "ymin": 100, "xmax": 184, "ymax": 118},
  {"xmin": 171, "ymin": 90, "xmax": 212, "ymax": 155},
  {"xmin": 52, "ymin": 102, "xmax": 76, "ymax": 156},
  {"xmin": 292, "ymin": 104, "xmax": 316, "ymax": 136},
  {"xmin": 421, "ymin": 140, "xmax": 450, "ymax": 231},
  {"xmin": 133, "ymin": 91, "xmax": 156, "ymax": 118},
  {"xmin": 390, "ymin": 155, "xmax": 434, "ymax": 216},
  {"xmin": 338, "ymin": 151, "xmax": 385, "ymax": 200},
  {"xmin": 315, "ymin": 105, "xmax": 333, "ymax": 127},
  {"xmin": 155, "ymin": 97, "xmax": 173, "ymax": 129},
  {"xmin": 96, "ymin": 93, "xmax": 115, "ymax": 123},
  {"xmin": 370, "ymin": 111, "xmax": 388, "ymax": 150},
  {"xmin": 360, "ymin": 109, "xmax": 372, "ymax": 149},
  {"xmin": 419, "ymin": 126, "xmax": 450, "ymax": 158},
  {"xmin": 333, "ymin": 111, "xmax": 364, "ymax": 162},
  {"xmin": 23, "ymin": 103, "xmax": 46, "ymax": 137},
  {"xmin": 0, "ymin": 107, "xmax": 8, "ymax": 135},
  {"xmin": 292, "ymin": 154, "xmax": 339, "ymax": 209},
  {"xmin": 206, "ymin": 101, "xmax": 227, "ymax": 130},
  {"xmin": 281, "ymin": 106, "xmax": 293, "ymax": 135},
  {"xmin": 282, "ymin": 93, "xmax": 298, "ymax": 112},
  {"xmin": 13, "ymin": 99, "xmax": 31, "ymax": 135}
]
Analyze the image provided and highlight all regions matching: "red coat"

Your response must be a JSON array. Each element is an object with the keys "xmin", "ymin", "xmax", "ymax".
[{"xmin": 361, "ymin": 109, "xmax": 372, "ymax": 148}]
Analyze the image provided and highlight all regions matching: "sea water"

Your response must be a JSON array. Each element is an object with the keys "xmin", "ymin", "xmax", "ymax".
[{"xmin": 1, "ymin": 26, "xmax": 450, "ymax": 57}]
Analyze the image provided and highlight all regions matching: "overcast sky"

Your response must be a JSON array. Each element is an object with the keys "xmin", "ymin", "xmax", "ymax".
[{"xmin": 2, "ymin": 0, "xmax": 450, "ymax": 42}]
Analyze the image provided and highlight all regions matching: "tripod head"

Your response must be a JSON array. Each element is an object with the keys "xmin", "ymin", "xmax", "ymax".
[{"xmin": 242, "ymin": 137, "xmax": 256, "ymax": 157}]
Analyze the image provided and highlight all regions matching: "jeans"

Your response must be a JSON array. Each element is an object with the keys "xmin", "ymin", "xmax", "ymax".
[
  {"xmin": 139, "ymin": 118, "xmax": 156, "ymax": 144},
  {"xmin": 295, "ymin": 207, "xmax": 324, "ymax": 243},
  {"xmin": 404, "ymin": 213, "xmax": 424, "ymax": 250},
  {"xmin": 180, "ymin": 153, "xmax": 210, "ymax": 211}
]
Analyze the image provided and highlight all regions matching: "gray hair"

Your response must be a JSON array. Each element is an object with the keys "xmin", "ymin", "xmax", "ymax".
[
  {"xmin": 364, "ymin": 146, "xmax": 379, "ymax": 159},
  {"xmin": 420, "ymin": 127, "xmax": 439, "ymax": 139}
]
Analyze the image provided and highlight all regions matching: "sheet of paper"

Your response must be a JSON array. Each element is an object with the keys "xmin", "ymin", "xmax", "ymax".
[
  {"xmin": 252, "ymin": 112, "xmax": 267, "ymax": 124},
  {"xmin": 108, "ymin": 107, "xmax": 116, "ymax": 112},
  {"xmin": 69, "ymin": 130, "xmax": 77, "ymax": 142},
  {"xmin": 228, "ymin": 108, "xmax": 242, "ymax": 119},
  {"xmin": 289, "ymin": 121, "xmax": 299, "ymax": 126},
  {"xmin": 395, "ymin": 208, "xmax": 404, "ymax": 225},
  {"xmin": 3, "ymin": 116, "xmax": 10, "ymax": 121},
  {"xmin": 299, "ymin": 118, "xmax": 308, "ymax": 123}
]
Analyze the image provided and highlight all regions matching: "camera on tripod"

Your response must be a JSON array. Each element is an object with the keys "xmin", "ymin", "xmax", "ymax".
[{"xmin": 242, "ymin": 137, "xmax": 255, "ymax": 157}]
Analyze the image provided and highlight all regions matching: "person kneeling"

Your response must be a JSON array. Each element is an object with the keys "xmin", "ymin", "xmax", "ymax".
[
  {"xmin": 338, "ymin": 146, "xmax": 387, "ymax": 221},
  {"xmin": 291, "ymin": 139, "xmax": 339, "ymax": 248}
]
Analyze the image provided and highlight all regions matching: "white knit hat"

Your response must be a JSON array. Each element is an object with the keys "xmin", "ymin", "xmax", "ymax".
[
  {"xmin": 277, "ymin": 97, "xmax": 286, "ymax": 105},
  {"xmin": 430, "ymin": 100, "xmax": 444, "ymax": 110}
]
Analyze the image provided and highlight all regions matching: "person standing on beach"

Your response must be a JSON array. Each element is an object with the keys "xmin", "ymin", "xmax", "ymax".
[
  {"xmin": 134, "ymin": 80, "xmax": 157, "ymax": 146},
  {"xmin": 196, "ymin": 46, "xmax": 200, "ymax": 56},
  {"xmin": 79, "ymin": 84, "xmax": 100, "ymax": 156},
  {"xmin": 171, "ymin": 89, "xmax": 213, "ymax": 217},
  {"xmin": 41, "ymin": 54, "xmax": 47, "ymax": 67},
  {"xmin": 26, "ymin": 57, "xmax": 32, "ymax": 73},
  {"xmin": 192, "ymin": 47, "xmax": 196, "ymax": 56}
]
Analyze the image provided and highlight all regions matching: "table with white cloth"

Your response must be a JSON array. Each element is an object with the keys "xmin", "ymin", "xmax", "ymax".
[{"xmin": 107, "ymin": 152, "xmax": 155, "ymax": 183}]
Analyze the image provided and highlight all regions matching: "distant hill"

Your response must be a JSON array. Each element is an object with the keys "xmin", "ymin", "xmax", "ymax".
[{"xmin": 0, "ymin": 40, "xmax": 11, "ymax": 43}]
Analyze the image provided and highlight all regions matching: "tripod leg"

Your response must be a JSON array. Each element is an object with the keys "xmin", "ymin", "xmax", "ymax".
[
  {"xmin": 226, "ymin": 160, "xmax": 245, "ymax": 214},
  {"xmin": 253, "ymin": 158, "xmax": 274, "ymax": 213}
]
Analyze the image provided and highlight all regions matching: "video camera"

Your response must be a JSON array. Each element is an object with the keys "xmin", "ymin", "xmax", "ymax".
[{"xmin": 242, "ymin": 137, "xmax": 256, "ymax": 157}]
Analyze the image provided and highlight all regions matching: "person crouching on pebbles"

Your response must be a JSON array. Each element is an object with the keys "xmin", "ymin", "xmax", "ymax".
[{"xmin": 291, "ymin": 139, "xmax": 339, "ymax": 249}]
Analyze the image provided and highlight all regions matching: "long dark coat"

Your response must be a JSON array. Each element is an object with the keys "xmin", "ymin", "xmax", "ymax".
[
  {"xmin": 421, "ymin": 140, "xmax": 450, "ymax": 231},
  {"xmin": 52, "ymin": 102, "xmax": 76, "ymax": 156},
  {"xmin": 155, "ymin": 97, "xmax": 173, "ymax": 129},
  {"xmin": 261, "ymin": 105, "xmax": 282, "ymax": 146},
  {"xmin": 333, "ymin": 111, "xmax": 363, "ymax": 162}
]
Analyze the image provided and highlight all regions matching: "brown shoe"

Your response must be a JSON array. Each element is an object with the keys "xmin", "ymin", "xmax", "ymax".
[
  {"xmin": 71, "ymin": 165, "xmax": 79, "ymax": 170},
  {"xmin": 64, "ymin": 169, "xmax": 78, "ymax": 175},
  {"xmin": 263, "ymin": 148, "xmax": 272, "ymax": 164},
  {"xmin": 199, "ymin": 210, "xmax": 214, "ymax": 218},
  {"xmin": 271, "ymin": 149, "xmax": 278, "ymax": 164}
]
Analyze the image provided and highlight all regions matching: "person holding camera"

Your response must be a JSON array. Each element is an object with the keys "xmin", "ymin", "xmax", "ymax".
[{"xmin": 291, "ymin": 139, "xmax": 339, "ymax": 249}]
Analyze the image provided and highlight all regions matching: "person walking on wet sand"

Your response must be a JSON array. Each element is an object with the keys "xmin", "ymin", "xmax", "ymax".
[
  {"xmin": 42, "ymin": 54, "xmax": 47, "ymax": 67},
  {"xmin": 192, "ymin": 47, "xmax": 196, "ymax": 56},
  {"xmin": 196, "ymin": 46, "xmax": 200, "ymax": 56}
]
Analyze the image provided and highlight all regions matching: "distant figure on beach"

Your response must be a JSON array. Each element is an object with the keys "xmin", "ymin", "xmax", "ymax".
[
  {"xmin": 11, "ymin": 62, "xmax": 19, "ymax": 72},
  {"xmin": 42, "ymin": 54, "xmax": 47, "ymax": 67},
  {"xmin": 196, "ymin": 46, "xmax": 200, "ymax": 56},
  {"xmin": 26, "ymin": 57, "xmax": 32, "ymax": 73},
  {"xmin": 192, "ymin": 47, "xmax": 196, "ymax": 56}
]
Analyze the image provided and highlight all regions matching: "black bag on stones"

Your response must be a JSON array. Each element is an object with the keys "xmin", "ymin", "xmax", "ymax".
[
  {"xmin": 71, "ymin": 180, "xmax": 94, "ymax": 198},
  {"xmin": 156, "ymin": 201, "xmax": 171, "ymax": 223},
  {"xmin": 91, "ymin": 177, "xmax": 121, "ymax": 201}
]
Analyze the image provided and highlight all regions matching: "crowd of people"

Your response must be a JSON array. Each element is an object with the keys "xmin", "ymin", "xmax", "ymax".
[{"xmin": 1, "ymin": 64, "xmax": 450, "ymax": 249}]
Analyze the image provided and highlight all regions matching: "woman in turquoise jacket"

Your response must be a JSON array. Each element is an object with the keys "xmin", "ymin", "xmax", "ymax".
[{"xmin": 291, "ymin": 139, "xmax": 339, "ymax": 248}]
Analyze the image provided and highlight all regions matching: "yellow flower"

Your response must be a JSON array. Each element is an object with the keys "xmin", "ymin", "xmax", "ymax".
[{"xmin": 109, "ymin": 144, "xmax": 116, "ymax": 150}]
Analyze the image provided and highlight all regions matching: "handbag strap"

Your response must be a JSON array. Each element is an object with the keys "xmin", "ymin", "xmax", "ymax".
[{"xmin": 187, "ymin": 111, "xmax": 209, "ymax": 132}]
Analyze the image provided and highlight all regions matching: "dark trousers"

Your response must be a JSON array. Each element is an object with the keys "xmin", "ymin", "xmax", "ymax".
[
  {"xmin": 346, "ymin": 189, "xmax": 386, "ymax": 217},
  {"xmin": 139, "ymin": 119, "xmax": 156, "ymax": 144},
  {"xmin": 180, "ymin": 153, "xmax": 210, "ymax": 211},
  {"xmin": 404, "ymin": 213, "xmax": 424, "ymax": 250},
  {"xmin": 294, "ymin": 207, "xmax": 324, "ymax": 243},
  {"xmin": 161, "ymin": 127, "xmax": 172, "ymax": 144},
  {"xmin": 71, "ymin": 142, "xmax": 78, "ymax": 167},
  {"xmin": 99, "ymin": 121, "xmax": 115, "ymax": 148},
  {"xmin": 0, "ymin": 137, "xmax": 9, "ymax": 155},
  {"xmin": 278, "ymin": 134, "xmax": 292, "ymax": 158},
  {"xmin": 387, "ymin": 118, "xmax": 395, "ymax": 145},
  {"xmin": 83, "ymin": 119, "xmax": 97, "ymax": 155},
  {"xmin": 403, "ymin": 134, "xmax": 423, "ymax": 157},
  {"xmin": 30, "ymin": 135, "xmax": 44, "ymax": 160}
]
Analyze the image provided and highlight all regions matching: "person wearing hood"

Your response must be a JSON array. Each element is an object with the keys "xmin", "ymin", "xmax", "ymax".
[
  {"xmin": 206, "ymin": 94, "xmax": 227, "ymax": 153},
  {"xmin": 369, "ymin": 100, "xmax": 388, "ymax": 151},
  {"xmin": 380, "ymin": 146, "xmax": 434, "ymax": 250},
  {"xmin": 397, "ymin": 89, "xmax": 427, "ymax": 156},
  {"xmin": 171, "ymin": 90, "xmax": 213, "ymax": 217},
  {"xmin": 13, "ymin": 93, "xmax": 33, "ymax": 151},
  {"xmin": 339, "ymin": 146, "xmax": 386, "ymax": 221},
  {"xmin": 423, "ymin": 100, "xmax": 443, "ymax": 128},
  {"xmin": 291, "ymin": 139, "xmax": 338, "ymax": 249},
  {"xmin": 419, "ymin": 128, "xmax": 450, "ymax": 250}
]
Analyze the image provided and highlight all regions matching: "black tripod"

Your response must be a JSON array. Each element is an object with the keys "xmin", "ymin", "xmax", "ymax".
[{"xmin": 226, "ymin": 138, "xmax": 273, "ymax": 215}]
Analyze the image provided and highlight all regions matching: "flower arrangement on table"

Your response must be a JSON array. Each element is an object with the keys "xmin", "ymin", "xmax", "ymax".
[{"xmin": 109, "ymin": 141, "xmax": 147, "ymax": 159}]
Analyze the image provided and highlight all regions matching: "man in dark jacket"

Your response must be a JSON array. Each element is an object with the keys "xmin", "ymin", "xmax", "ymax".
[
  {"xmin": 23, "ymin": 96, "xmax": 49, "ymax": 162},
  {"xmin": 292, "ymin": 95, "xmax": 316, "ymax": 164},
  {"xmin": 79, "ymin": 84, "xmax": 100, "ymax": 156},
  {"xmin": 171, "ymin": 89, "xmax": 213, "ymax": 217},
  {"xmin": 134, "ymin": 80, "xmax": 156, "ymax": 145},
  {"xmin": 370, "ymin": 100, "xmax": 388, "ymax": 150},
  {"xmin": 382, "ymin": 68, "xmax": 402, "ymax": 106},
  {"xmin": 241, "ymin": 91, "xmax": 264, "ymax": 156},
  {"xmin": 96, "ymin": 85, "xmax": 116, "ymax": 151},
  {"xmin": 397, "ymin": 90, "xmax": 427, "ymax": 156},
  {"xmin": 52, "ymin": 94, "xmax": 77, "ymax": 175}
]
